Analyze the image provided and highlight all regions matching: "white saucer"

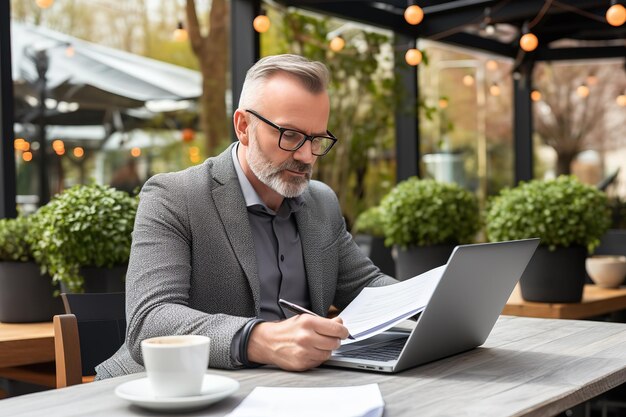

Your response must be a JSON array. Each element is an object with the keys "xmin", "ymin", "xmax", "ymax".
[{"xmin": 115, "ymin": 373, "xmax": 239, "ymax": 412}]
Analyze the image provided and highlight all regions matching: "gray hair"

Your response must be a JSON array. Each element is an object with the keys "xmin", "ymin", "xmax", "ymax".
[{"xmin": 238, "ymin": 54, "xmax": 330, "ymax": 110}]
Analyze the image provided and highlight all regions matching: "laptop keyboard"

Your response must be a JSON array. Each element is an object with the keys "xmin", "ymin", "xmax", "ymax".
[{"xmin": 338, "ymin": 337, "xmax": 406, "ymax": 362}]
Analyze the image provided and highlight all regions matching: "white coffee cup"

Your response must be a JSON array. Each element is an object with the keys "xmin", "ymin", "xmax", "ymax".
[{"xmin": 141, "ymin": 335, "xmax": 210, "ymax": 397}]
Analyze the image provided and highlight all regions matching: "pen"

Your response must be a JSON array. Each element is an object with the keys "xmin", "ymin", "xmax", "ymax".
[
  {"xmin": 278, "ymin": 299, "xmax": 321, "ymax": 317},
  {"xmin": 279, "ymin": 299, "xmax": 354, "ymax": 340}
]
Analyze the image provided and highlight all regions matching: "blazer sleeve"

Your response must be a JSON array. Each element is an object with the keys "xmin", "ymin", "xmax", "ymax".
[{"xmin": 124, "ymin": 173, "xmax": 251, "ymax": 370}]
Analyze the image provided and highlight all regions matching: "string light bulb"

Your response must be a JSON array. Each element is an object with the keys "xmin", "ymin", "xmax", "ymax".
[
  {"xmin": 531, "ymin": 90, "xmax": 542, "ymax": 101},
  {"xmin": 462, "ymin": 74, "xmax": 475, "ymax": 87},
  {"xmin": 173, "ymin": 21, "xmax": 188, "ymax": 42},
  {"xmin": 182, "ymin": 128, "xmax": 195, "ymax": 143},
  {"xmin": 404, "ymin": 4, "xmax": 424, "ymax": 25},
  {"xmin": 36, "ymin": 0, "xmax": 54, "ymax": 9},
  {"xmin": 189, "ymin": 146, "xmax": 201, "ymax": 164},
  {"xmin": 577, "ymin": 85, "xmax": 590, "ymax": 98},
  {"xmin": 520, "ymin": 33, "xmax": 538, "ymax": 52},
  {"xmin": 480, "ymin": 7, "xmax": 495, "ymax": 36},
  {"xmin": 438, "ymin": 98, "xmax": 449, "ymax": 109},
  {"xmin": 405, "ymin": 48, "xmax": 422, "ymax": 66},
  {"xmin": 14, "ymin": 138, "xmax": 27, "ymax": 151},
  {"xmin": 489, "ymin": 83, "xmax": 501, "ymax": 96},
  {"xmin": 52, "ymin": 139, "xmax": 65, "ymax": 155},
  {"xmin": 329, "ymin": 36, "xmax": 346, "ymax": 52},
  {"xmin": 131, "ymin": 147, "xmax": 141, "ymax": 158},
  {"xmin": 73, "ymin": 147, "xmax": 84, "ymax": 158},
  {"xmin": 65, "ymin": 45, "xmax": 75, "ymax": 57},
  {"xmin": 606, "ymin": 3, "xmax": 626, "ymax": 27},
  {"xmin": 22, "ymin": 152, "xmax": 33, "ymax": 162},
  {"xmin": 616, "ymin": 94, "xmax": 626, "ymax": 106},
  {"xmin": 486, "ymin": 60, "xmax": 498, "ymax": 71},
  {"xmin": 189, "ymin": 146, "xmax": 200, "ymax": 157},
  {"xmin": 253, "ymin": 10, "xmax": 271, "ymax": 33}
]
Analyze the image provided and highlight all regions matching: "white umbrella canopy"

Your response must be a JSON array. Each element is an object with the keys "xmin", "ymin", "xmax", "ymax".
[{"xmin": 11, "ymin": 21, "xmax": 202, "ymax": 111}]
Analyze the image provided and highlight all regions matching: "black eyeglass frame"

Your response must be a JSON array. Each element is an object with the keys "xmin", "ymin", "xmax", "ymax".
[{"xmin": 245, "ymin": 109, "xmax": 338, "ymax": 156}]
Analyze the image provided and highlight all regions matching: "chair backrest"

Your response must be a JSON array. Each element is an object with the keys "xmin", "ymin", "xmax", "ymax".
[{"xmin": 54, "ymin": 292, "xmax": 126, "ymax": 388}]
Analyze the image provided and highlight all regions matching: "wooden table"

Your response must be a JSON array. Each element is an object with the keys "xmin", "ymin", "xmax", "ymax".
[
  {"xmin": 0, "ymin": 322, "xmax": 54, "ymax": 367},
  {"xmin": 2, "ymin": 316, "xmax": 626, "ymax": 417},
  {"xmin": 503, "ymin": 284, "xmax": 626, "ymax": 319},
  {"xmin": 0, "ymin": 322, "xmax": 55, "ymax": 388}
]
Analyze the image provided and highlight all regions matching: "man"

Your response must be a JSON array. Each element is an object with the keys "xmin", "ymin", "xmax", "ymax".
[{"xmin": 96, "ymin": 54, "xmax": 396, "ymax": 378}]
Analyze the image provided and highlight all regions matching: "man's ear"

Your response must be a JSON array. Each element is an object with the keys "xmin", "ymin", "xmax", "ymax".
[{"xmin": 233, "ymin": 109, "xmax": 250, "ymax": 146}]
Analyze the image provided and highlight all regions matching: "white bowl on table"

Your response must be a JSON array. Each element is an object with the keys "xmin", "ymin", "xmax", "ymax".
[{"xmin": 586, "ymin": 255, "xmax": 626, "ymax": 288}]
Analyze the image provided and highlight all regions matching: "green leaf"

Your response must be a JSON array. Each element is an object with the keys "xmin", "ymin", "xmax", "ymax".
[
  {"xmin": 379, "ymin": 178, "xmax": 480, "ymax": 249},
  {"xmin": 485, "ymin": 175, "xmax": 611, "ymax": 252},
  {"xmin": 25, "ymin": 183, "xmax": 139, "ymax": 292}
]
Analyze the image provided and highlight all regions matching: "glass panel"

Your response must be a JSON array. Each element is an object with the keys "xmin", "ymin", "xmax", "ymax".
[
  {"xmin": 533, "ymin": 61, "xmax": 626, "ymax": 227},
  {"xmin": 260, "ymin": 7, "xmax": 396, "ymax": 227},
  {"xmin": 419, "ymin": 40, "xmax": 514, "ymax": 202}
]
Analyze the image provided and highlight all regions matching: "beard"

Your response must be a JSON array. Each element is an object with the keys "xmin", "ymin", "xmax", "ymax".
[{"xmin": 246, "ymin": 132, "xmax": 312, "ymax": 198}]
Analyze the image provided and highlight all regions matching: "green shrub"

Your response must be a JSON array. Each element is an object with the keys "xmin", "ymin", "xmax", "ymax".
[
  {"xmin": 380, "ymin": 178, "xmax": 480, "ymax": 249},
  {"xmin": 0, "ymin": 215, "xmax": 32, "ymax": 262},
  {"xmin": 353, "ymin": 206, "xmax": 385, "ymax": 238},
  {"xmin": 485, "ymin": 176, "xmax": 611, "ymax": 252},
  {"xmin": 27, "ymin": 183, "xmax": 139, "ymax": 292}
]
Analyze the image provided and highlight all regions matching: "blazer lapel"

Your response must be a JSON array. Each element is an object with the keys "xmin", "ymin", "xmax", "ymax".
[
  {"xmin": 211, "ymin": 146, "xmax": 261, "ymax": 314},
  {"xmin": 294, "ymin": 198, "xmax": 327, "ymax": 316}
]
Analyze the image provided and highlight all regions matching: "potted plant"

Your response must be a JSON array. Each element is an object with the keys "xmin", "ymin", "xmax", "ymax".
[
  {"xmin": 27, "ymin": 183, "xmax": 139, "ymax": 293},
  {"xmin": 0, "ymin": 215, "xmax": 63, "ymax": 322},
  {"xmin": 486, "ymin": 175, "xmax": 611, "ymax": 303},
  {"xmin": 352, "ymin": 206, "xmax": 395, "ymax": 276},
  {"xmin": 380, "ymin": 177, "xmax": 480, "ymax": 280}
]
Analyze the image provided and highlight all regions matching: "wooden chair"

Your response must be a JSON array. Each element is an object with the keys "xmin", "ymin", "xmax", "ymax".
[{"xmin": 53, "ymin": 292, "xmax": 126, "ymax": 388}]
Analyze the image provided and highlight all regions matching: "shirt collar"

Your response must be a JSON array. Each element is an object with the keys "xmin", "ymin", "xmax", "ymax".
[
  {"xmin": 231, "ymin": 143, "xmax": 305, "ymax": 215},
  {"xmin": 231, "ymin": 142, "xmax": 265, "ymax": 208}
]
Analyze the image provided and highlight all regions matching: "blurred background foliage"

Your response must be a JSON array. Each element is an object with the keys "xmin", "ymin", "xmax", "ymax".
[
  {"xmin": 262, "ymin": 7, "xmax": 398, "ymax": 226},
  {"xmin": 10, "ymin": 0, "xmax": 626, "ymax": 226}
]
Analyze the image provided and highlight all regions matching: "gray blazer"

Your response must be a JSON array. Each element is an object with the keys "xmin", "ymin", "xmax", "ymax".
[{"xmin": 96, "ymin": 144, "xmax": 395, "ymax": 378}]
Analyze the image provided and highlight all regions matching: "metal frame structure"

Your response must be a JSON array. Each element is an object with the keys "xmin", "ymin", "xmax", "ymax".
[
  {"xmin": 0, "ymin": 0, "xmax": 17, "ymax": 218},
  {"xmin": 394, "ymin": 33, "xmax": 420, "ymax": 181},
  {"xmin": 231, "ymin": 0, "xmax": 261, "ymax": 117},
  {"xmin": 2, "ymin": 1, "xmax": 625, "ymax": 217},
  {"xmin": 268, "ymin": 0, "xmax": 626, "ymax": 183}
]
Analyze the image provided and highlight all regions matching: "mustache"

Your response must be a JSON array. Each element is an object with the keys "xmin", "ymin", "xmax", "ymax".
[{"xmin": 279, "ymin": 159, "xmax": 312, "ymax": 176}]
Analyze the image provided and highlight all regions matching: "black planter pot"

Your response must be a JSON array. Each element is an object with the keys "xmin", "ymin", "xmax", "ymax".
[
  {"xmin": 354, "ymin": 234, "xmax": 395, "ymax": 277},
  {"xmin": 0, "ymin": 261, "xmax": 64, "ymax": 323},
  {"xmin": 395, "ymin": 244, "xmax": 456, "ymax": 281},
  {"xmin": 60, "ymin": 264, "xmax": 127, "ymax": 294},
  {"xmin": 519, "ymin": 246, "xmax": 587, "ymax": 303}
]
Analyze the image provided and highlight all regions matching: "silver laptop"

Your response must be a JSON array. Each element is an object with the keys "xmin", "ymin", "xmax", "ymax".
[{"xmin": 325, "ymin": 239, "xmax": 540, "ymax": 373}]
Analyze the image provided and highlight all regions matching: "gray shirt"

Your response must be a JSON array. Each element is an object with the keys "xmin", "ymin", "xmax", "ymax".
[
  {"xmin": 230, "ymin": 144, "xmax": 310, "ymax": 364},
  {"xmin": 231, "ymin": 144, "xmax": 310, "ymax": 320}
]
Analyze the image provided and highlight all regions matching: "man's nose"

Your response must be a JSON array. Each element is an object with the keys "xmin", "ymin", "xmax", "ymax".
[{"xmin": 292, "ymin": 139, "xmax": 315, "ymax": 164}]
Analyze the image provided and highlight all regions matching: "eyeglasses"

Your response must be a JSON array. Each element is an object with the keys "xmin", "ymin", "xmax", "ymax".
[{"xmin": 245, "ymin": 109, "xmax": 337, "ymax": 156}]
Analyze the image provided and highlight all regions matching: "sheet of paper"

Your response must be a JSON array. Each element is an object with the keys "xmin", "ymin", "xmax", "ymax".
[
  {"xmin": 338, "ymin": 265, "xmax": 446, "ymax": 344},
  {"xmin": 224, "ymin": 383, "xmax": 384, "ymax": 417}
]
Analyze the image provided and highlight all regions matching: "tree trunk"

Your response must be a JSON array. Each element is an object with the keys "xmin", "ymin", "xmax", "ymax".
[
  {"xmin": 354, "ymin": 165, "xmax": 367, "ymax": 201},
  {"xmin": 556, "ymin": 151, "xmax": 575, "ymax": 175},
  {"xmin": 186, "ymin": 0, "xmax": 229, "ymax": 156}
]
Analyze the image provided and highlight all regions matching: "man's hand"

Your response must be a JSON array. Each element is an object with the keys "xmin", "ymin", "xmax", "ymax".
[{"xmin": 247, "ymin": 315, "xmax": 349, "ymax": 371}]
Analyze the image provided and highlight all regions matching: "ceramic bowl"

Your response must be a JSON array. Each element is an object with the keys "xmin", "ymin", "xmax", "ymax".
[{"xmin": 586, "ymin": 255, "xmax": 626, "ymax": 288}]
